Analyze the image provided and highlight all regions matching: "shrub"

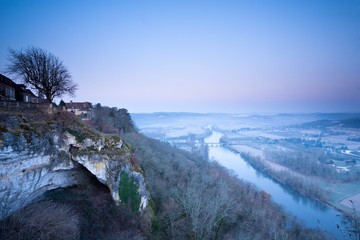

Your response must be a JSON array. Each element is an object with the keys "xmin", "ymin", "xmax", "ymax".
[
  {"xmin": 66, "ymin": 128, "xmax": 88, "ymax": 143},
  {"xmin": 119, "ymin": 171, "xmax": 141, "ymax": 212},
  {"xmin": 0, "ymin": 201, "xmax": 79, "ymax": 240}
]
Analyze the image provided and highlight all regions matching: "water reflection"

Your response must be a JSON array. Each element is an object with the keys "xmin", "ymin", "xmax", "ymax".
[{"xmin": 205, "ymin": 131, "xmax": 342, "ymax": 239}]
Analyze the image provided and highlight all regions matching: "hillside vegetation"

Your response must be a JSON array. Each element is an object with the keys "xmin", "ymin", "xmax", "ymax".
[
  {"xmin": 0, "ymin": 106, "xmax": 333, "ymax": 239},
  {"xmin": 123, "ymin": 131, "xmax": 331, "ymax": 239}
]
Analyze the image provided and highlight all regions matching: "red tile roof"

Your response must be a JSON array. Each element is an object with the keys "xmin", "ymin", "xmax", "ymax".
[{"xmin": 66, "ymin": 102, "xmax": 93, "ymax": 110}]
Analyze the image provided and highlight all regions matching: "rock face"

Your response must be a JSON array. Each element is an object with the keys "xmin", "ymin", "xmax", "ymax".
[{"xmin": 0, "ymin": 118, "xmax": 150, "ymax": 220}]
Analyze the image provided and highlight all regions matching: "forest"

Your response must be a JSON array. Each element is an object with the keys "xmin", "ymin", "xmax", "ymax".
[
  {"xmin": 123, "ymin": 131, "xmax": 331, "ymax": 239},
  {"xmin": 0, "ymin": 106, "xmax": 335, "ymax": 239},
  {"xmin": 90, "ymin": 105, "xmax": 333, "ymax": 239}
]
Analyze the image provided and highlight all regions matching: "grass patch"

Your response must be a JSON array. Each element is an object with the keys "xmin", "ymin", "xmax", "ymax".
[
  {"xmin": 66, "ymin": 128, "xmax": 89, "ymax": 143},
  {"xmin": 329, "ymin": 180, "xmax": 360, "ymax": 211}
]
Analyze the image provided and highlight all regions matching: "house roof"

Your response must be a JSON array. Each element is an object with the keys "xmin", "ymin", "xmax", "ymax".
[
  {"xmin": 0, "ymin": 74, "xmax": 39, "ymax": 98},
  {"xmin": 66, "ymin": 102, "xmax": 93, "ymax": 109},
  {"xmin": 0, "ymin": 74, "xmax": 18, "ymax": 88},
  {"xmin": 23, "ymin": 89, "xmax": 38, "ymax": 98}
]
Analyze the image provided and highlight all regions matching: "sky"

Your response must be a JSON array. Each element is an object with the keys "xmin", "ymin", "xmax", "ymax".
[{"xmin": 0, "ymin": 0, "xmax": 359, "ymax": 113}]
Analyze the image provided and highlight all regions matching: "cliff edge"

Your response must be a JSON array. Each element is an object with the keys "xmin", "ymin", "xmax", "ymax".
[{"xmin": 0, "ymin": 109, "xmax": 150, "ymax": 220}]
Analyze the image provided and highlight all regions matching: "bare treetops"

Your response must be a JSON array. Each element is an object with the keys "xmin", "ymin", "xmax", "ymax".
[{"xmin": 6, "ymin": 47, "xmax": 78, "ymax": 103}]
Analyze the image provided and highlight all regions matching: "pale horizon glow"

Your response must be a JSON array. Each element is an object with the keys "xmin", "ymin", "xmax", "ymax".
[{"xmin": 0, "ymin": 0, "xmax": 359, "ymax": 114}]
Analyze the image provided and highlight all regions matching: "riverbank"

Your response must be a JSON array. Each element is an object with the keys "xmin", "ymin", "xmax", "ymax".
[
  {"xmin": 206, "ymin": 141, "xmax": 342, "ymax": 238},
  {"xmin": 225, "ymin": 146, "xmax": 328, "ymax": 201},
  {"xmin": 224, "ymin": 144, "xmax": 358, "ymax": 216}
]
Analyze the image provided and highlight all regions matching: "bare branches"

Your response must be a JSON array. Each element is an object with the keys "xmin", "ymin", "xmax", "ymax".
[{"xmin": 6, "ymin": 47, "xmax": 78, "ymax": 102}]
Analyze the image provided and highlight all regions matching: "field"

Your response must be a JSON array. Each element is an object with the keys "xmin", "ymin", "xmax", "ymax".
[
  {"xmin": 330, "ymin": 181, "xmax": 360, "ymax": 212},
  {"xmin": 340, "ymin": 193, "xmax": 360, "ymax": 212},
  {"xmin": 132, "ymin": 112, "xmax": 360, "ymax": 213}
]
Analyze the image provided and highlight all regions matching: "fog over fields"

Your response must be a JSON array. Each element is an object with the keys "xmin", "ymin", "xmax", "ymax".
[{"xmin": 133, "ymin": 112, "xmax": 360, "ymax": 212}]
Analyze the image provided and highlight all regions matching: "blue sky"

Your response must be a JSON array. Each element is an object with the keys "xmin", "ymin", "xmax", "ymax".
[{"xmin": 0, "ymin": 0, "xmax": 359, "ymax": 113}]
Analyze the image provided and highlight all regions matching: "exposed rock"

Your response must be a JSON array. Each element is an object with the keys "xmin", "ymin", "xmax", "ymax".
[{"xmin": 0, "ymin": 113, "xmax": 150, "ymax": 220}]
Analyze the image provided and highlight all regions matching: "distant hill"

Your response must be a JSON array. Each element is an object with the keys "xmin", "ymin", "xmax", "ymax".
[
  {"xmin": 340, "ymin": 117, "xmax": 360, "ymax": 128},
  {"xmin": 293, "ymin": 117, "xmax": 360, "ymax": 129},
  {"xmin": 132, "ymin": 112, "xmax": 360, "ymax": 129}
]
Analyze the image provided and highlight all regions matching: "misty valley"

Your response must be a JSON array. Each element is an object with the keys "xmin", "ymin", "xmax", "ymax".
[
  {"xmin": 1, "ymin": 1, "xmax": 359, "ymax": 239},
  {"xmin": 1, "ymin": 106, "xmax": 360, "ymax": 239},
  {"xmin": 132, "ymin": 112, "xmax": 360, "ymax": 238}
]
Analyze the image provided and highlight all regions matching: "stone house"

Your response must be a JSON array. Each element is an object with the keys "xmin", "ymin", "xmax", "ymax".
[
  {"xmin": 16, "ymin": 84, "xmax": 39, "ymax": 103},
  {"xmin": 0, "ymin": 74, "xmax": 16, "ymax": 101},
  {"xmin": 66, "ymin": 101, "xmax": 93, "ymax": 119},
  {"xmin": 0, "ymin": 74, "xmax": 39, "ymax": 103}
]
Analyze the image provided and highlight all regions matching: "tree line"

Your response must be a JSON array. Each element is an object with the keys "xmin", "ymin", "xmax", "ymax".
[
  {"xmin": 240, "ymin": 152, "xmax": 330, "ymax": 203},
  {"xmin": 266, "ymin": 151, "xmax": 360, "ymax": 182},
  {"xmin": 123, "ymin": 132, "xmax": 332, "ymax": 239},
  {"xmin": 91, "ymin": 104, "xmax": 137, "ymax": 135}
]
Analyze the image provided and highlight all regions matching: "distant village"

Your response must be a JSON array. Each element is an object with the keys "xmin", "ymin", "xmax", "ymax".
[{"xmin": 0, "ymin": 73, "xmax": 93, "ymax": 119}]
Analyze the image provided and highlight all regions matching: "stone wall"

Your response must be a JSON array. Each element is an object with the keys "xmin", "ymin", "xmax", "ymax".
[{"xmin": 0, "ymin": 100, "xmax": 55, "ymax": 111}]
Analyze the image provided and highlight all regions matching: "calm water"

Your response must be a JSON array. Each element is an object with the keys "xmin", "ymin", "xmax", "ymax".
[{"xmin": 205, "ymin": 131, "xmax": 343, "ymax": 239}]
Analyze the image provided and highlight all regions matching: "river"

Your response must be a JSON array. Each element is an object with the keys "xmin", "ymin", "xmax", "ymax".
[{"xmin": 205, "ymin": 131, "xmax": 344, "ymax": 239}]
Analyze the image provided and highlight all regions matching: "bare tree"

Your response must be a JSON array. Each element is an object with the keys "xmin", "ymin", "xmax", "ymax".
[
  {"xmin": 6, "ymin": 47, "xmax": 78, "ymax": 102},
  {"xmin": 175, "ymin": 171, "xmax": 235, "ymax": 240}
]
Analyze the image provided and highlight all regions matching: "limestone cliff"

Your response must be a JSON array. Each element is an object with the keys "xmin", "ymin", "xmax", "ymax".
[{"xmin": 0, "ymin": 110, "xmax": 150, "ymax": 220}]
